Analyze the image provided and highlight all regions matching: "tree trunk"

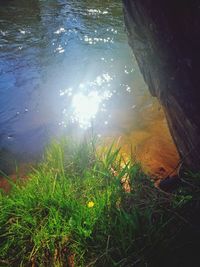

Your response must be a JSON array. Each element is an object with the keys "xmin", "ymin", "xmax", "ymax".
[{"xmin": 123, "ymin": 0, "xmax": 200, "ymax": 170}]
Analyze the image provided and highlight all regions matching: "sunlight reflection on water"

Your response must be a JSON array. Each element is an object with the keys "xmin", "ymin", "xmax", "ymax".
[
  {"xmin": 59, "ymin": 73, "xmax": 114, "ymax": 128},
  {"xmin": 0, "ymin": 0, "xmax": 179, "ymax": 177},
  {"xmin": 71, "ymin": 91, "xmax": 101, "ymax": 128}
]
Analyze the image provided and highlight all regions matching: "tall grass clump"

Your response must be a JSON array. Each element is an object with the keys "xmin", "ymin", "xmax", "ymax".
[{"xmin": 0, "ymin": 137, "xmax": 200, "ymax": 266}]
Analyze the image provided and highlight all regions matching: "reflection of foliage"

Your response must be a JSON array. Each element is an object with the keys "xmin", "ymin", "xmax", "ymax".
[{"xmin": 0, "ymin": 138, "xmax": 200, "ymax": 266}]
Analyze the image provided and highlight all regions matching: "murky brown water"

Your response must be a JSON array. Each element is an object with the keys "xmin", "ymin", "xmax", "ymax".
[{"xmin": 0, "ymin": 0, "xmax": 179, "ymax": 177}]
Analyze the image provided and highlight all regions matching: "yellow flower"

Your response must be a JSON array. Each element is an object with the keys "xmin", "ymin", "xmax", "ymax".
[{"xmin": 87, "ymin": 201, "xmax": 95, "ymax": 208}]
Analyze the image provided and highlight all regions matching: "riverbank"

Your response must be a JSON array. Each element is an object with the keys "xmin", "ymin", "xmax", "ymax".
[{"xmin": 0, "ymin": 138, "xmax": 200, "ymax": 266}]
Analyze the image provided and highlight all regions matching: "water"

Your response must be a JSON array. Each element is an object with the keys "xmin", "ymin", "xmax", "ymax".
[{"xmin": 0, "ymin": 0, "xmax": 179, "ymax": 176}]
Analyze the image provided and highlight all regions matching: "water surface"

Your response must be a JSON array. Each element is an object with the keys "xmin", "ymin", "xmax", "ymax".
[{"xmin": 0, "ymin": 0, "xmax": 179, "ymax": 176}]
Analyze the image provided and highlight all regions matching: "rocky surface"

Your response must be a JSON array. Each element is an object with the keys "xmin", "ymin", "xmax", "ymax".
[{"xmin": 123, "ymin": 0, "xmax": 200, "ymax": 170}]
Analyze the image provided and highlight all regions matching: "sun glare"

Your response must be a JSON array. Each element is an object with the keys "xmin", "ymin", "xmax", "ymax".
[{"xmin": 72, "ymin": 91, "xmax": 102, "ymax": 128}]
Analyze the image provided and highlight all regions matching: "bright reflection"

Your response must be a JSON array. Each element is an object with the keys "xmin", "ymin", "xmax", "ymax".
[
  {"xmin": 60, "ymin": 74, "xmax": 114, "ymax": 129},
  {"xmin": 72, "ymin": 91, "xmax": 102, "ymax": 128}
]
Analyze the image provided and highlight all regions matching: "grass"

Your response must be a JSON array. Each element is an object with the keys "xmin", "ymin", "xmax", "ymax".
[{"xmin": 0, "ymin": 137, "xmax": 200, "ymax": 266}]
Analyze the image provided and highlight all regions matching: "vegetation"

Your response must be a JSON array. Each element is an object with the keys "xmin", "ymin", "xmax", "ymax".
[{"xmin": 0, "ymin": 138, "xmax": 200, "ymax": 266}]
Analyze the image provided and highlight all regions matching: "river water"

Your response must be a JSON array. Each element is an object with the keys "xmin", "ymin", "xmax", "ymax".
[{"xmin": 0, "ymin": 0, "xmax": 179, "ymax": 177}]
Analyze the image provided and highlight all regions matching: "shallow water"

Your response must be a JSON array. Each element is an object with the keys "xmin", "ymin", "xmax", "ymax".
[{"xmin": 0, "ymin": 0, "xmax": 179, "ymax": 176}]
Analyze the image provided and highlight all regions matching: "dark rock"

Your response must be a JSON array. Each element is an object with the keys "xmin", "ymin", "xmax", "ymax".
[{"xmin": 123, "ymin": 0, "xmax": 200, "ymax": 170}]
